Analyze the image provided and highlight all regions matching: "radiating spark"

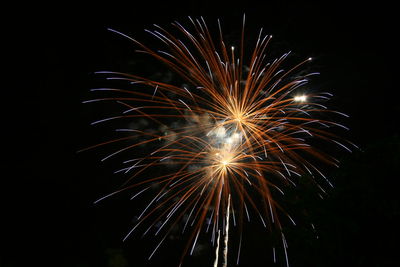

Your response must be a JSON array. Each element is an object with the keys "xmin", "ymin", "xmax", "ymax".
[
  {"xmin": 83, "ymin": 16, "xmax": 353, "ymax": 267},
  {"xmin": 130, "ymin": 186, "xmax": 150, "ymax": 200}
]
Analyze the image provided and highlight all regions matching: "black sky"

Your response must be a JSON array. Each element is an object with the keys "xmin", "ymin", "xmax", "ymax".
[{"xmin": 4, "ymin": 1, "xmax": 399, "ymax": 267}]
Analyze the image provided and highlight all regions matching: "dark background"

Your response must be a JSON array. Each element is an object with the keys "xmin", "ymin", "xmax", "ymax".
[{"xmin": 4, "ymin": 1, "xmax": 399, "ymax": 267}]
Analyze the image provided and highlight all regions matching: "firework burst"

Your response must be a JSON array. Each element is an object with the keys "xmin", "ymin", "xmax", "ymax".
[{"xmin": 83, "ymin": 16, "xmax": 355, "ymax": 266}]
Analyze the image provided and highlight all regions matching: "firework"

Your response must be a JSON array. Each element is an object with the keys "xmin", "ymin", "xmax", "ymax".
[{"xmin": 83, "ymin": 16, "xmax": 354, "ymax": 266}]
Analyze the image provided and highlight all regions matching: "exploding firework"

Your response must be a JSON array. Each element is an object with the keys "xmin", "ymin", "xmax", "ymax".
[{"xmin": 83, "ymin": 16, "xmax": 354, "ymax": 266}]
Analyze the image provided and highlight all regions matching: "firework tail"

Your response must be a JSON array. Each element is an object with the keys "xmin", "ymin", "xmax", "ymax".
[{"xmin": 214, "ymin": 194, "xmax": 230, "ymax": 267}]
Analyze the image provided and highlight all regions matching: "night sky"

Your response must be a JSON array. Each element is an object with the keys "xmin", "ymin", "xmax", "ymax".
[{"xmin": 4, "ymin": 1, "xmax": 399, "ymax": 267}]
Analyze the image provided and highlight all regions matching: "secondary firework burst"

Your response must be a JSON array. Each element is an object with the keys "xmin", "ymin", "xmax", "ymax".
[{"xmin": 83, "ymin": 16, "xmax": 355, "ymax": 266}]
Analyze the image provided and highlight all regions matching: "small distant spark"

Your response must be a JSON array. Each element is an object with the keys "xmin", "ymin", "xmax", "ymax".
[{"xmin": 293, "ymin": 95, "xmax": 307, "ymax": 102}]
